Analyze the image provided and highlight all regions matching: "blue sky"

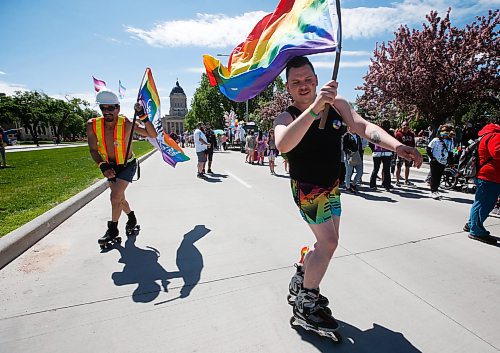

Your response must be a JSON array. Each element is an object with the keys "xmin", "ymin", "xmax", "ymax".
[{"xmin": 0, "ymin": 0, "xmax": 497, "ymax": 118}]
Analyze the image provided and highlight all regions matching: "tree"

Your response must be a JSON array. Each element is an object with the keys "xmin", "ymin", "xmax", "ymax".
[
  {"xmin": 254, "ymin": 91, "xmax": 292, "ymax": 131},
  {"xmin": 46, "ymin": 97, "xmax": 86, "ymax": 141},
  {"xmin": 185, "ymin": 74, "xmax": 287, "ymax": 130},
  {"xmin": 10, "ymin": 91, "xmax": 50, "ymax": 146},
  {"xmin": 357, "ymin": 9, "xmax": 499, "ymax": 128}
]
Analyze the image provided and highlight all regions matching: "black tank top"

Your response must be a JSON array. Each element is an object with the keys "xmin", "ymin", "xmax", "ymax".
[{"xmin": 285, "ymin": 105, "xmax": 343, "ymax": 187}]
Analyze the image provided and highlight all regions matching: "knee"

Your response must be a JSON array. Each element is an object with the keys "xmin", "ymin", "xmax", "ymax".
[
  {"xmin": 110, "ymin": 192, "xmax": 124, "ymax": 205},
  {"xmin": 316, "ymin": 237, "xmax": 339, "ymax": 258}
]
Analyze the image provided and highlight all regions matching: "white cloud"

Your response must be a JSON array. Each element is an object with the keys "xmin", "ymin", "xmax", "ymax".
[
  {"xmin": 343, "ymin": 0, "xmax": 496, "ymax": 39},
  {"xmin": 126, "ymin": 11, "xmax": 267, "ymax": 48},
  {"xmin": 313, "ymin": 50, "xmax": 371, "ymax": 58},
  {"xmin": 311, "ymin": 60, "xmax": 371, "ymax": 69},
  {"xmin": 0, "ymin": 80, "xmax": 28, "ymax": 95},
  {"xmin": 185, "ymin": 67, "xmax": 206, "ymax": 74},
  {"xmin": 0, "ymin": 71, "xmax": 6, "ymax": 75},
  {"xmin": 126, "ymin": 1, "xmax": 495, "ymax": 48}
]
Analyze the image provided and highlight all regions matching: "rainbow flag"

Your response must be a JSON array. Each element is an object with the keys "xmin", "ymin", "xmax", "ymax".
[
  {"xmin": 203, "ymin": 0, "xmax": 340, "ymax": 102},
  {"xmin": 138, "ymin": 68, "xmax": 190, "ymax": 167}
]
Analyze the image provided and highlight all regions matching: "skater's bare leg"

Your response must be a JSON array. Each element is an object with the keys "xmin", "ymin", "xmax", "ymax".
[
  {"xmin": 302, "ymin": 216, "xmax": 340, "ymax": 289},
  {"xmin": 110, "ymin": 179, "xmax": 130, "ymax": 222}
]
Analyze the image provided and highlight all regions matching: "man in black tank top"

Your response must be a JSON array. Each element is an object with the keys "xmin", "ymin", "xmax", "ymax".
[{"xmin": 274, "ymin": 56, "xmax": 423, "ymax": 332}]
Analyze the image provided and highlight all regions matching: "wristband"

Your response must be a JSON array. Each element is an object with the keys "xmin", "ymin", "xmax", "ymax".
[
  {"xmin": 138, "ymin": 114, "xmax": 149, "ymax": 122},
  {"xmin": 308, "ymin": 109, "xmax": 320, "ymax": 120},
  {"xmin": 99, "ymin": 162, "xmax": 112, "ymax": 174}
]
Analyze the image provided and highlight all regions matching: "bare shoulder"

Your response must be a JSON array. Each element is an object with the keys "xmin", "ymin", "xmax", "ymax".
[
  {"xmin": 333, "ymin": 95, "xmax": 351, "ymax": 111},
  {"xmin": 273, "ymin": 111, "xmax": 293, "ymax": 128}
]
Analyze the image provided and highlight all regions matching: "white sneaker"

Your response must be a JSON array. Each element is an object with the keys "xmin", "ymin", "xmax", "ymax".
[{"xmin": 431, "ymin": 191, "xmax": 441, "ymax": 200}]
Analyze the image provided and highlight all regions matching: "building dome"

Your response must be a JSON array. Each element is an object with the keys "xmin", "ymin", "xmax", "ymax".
[{"xmin": 170, "ymin": 80, "xmax": 185, "ymax": 95}]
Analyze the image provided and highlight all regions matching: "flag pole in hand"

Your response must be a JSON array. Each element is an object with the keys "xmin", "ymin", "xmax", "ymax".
[
  {"xmin": 319, "ymin": 0, "xmax": 342, "ymax": 130},
  {"xmin": 124, "ymin": 71, "xmax": 147, "ymax": 167}
]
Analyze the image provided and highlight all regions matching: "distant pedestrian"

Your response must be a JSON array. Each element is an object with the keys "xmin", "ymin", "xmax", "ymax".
[
  {"xmin": 464, "ymin": 123, "xmax": 499, "ymax": 245},
  {"xmin": 427, "ymin": 125, "xmax": 454, "ymax": 199},
  {"xmin": 255, "ymin": 130, "xmax": 267, "ymax": 165},
  {"xmin": 369, "ymin": 120, "xmax": 394, "ymax": 191},
  {"xmin": 205, "ymin": 124, "xmax": 217, "ymax": 173},
  {"xmin": 245, "ymin": 130, "xmax": 256, "ymax": 164},
  {"xmin": 194, "ymin": 122, "xmax": 209, "ymax": 178},
  {"xmin": 343, "ymin": 126, "xmax": 363, "ymax": 193},
  {"xmin": 395, "ymin": 121, "xmax": 416, "ymax": 186},
  {"xmin": 267, "ymin": 129, "xmax": 278, "ymax": 175},
  {"xmin": 0, "ymin": 127, "xmax": 8, "ymax": 168}
]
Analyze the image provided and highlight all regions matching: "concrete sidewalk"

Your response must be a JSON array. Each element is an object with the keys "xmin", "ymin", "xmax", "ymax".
[{"xmin": 0, "ymin": 149, "xmax": 498, "ymax": 353}]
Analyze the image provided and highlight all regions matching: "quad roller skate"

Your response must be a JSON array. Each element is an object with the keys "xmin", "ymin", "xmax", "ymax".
[
  {"xmin": 288, "ymin": 247, "xmax": 331, "ymax": 315},
  {"xmin": 98, "ymin": 221, "xmax": 121, "ymax": 250},
  {"xmin": 125, "ymin": 211, "xmax": 140, "ymax": 236},
  {"xmin": 290, "ymin": 288, "xmax": 342, "ymax": 343}
]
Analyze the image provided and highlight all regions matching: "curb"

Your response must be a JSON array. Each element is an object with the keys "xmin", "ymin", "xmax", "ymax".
[{"xmin": 0, "ymin": 149, "xmax": 157, "ymax": 270}]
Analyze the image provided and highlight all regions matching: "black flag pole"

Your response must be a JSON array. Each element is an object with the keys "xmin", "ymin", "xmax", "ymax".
[
  {"xmin": 124, "ymin": 70, "xmax": 147, "ymax": 167},
  {"xmin": 319, "ymin": 0, "xmax": 342, "ymax": 130}
]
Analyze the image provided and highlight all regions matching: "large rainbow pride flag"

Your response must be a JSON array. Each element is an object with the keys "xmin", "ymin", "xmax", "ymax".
[
  {"xmin": 203, "ymin": 0, "xmax": 340, "ymax": 102},
  {"xmin": 139, "ymin": 68, "xmax": 190, "ymax": 167}
]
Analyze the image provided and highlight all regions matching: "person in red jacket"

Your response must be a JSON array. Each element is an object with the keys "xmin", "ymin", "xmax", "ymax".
[{"xmin": 464, "ymin": 123, "xmax": 500, "ymax": 245}]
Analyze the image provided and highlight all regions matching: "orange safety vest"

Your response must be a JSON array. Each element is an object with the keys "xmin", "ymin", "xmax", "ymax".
[{"xmin": 92, "ymin": 115, "xmax": 128, "ymax": 165}]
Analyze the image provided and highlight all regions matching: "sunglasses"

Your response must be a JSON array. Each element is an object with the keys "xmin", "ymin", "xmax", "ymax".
[{"xmin": 100, "ymin": 105, "xmax": 118, "ymax": 112}]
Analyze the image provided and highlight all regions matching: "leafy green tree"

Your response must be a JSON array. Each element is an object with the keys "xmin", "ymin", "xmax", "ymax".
[
  {"xmin": 46, "ymin": 97, "xmax": 86, "ymax": 141},
  {"xmin": 10, "ymin": 91, "xmax": 50, "ymax": 146}
]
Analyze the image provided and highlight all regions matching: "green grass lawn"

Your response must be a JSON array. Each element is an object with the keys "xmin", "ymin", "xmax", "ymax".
[{"xmin": 0, "ymin": 141, "xmax": 154, "ymax": 237}]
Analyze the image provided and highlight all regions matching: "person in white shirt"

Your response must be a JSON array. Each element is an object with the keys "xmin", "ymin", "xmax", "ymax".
[
  {"xmin": 193, "ymin": 122, "xmax": 210, "ymax": 178},
  {"xmin": 427, "ymin": 124, "xmax": 455, "ymax": 199}
]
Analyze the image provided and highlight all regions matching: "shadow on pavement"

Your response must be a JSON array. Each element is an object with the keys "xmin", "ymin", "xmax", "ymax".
[
  {"xmin": 353, "ymin": 190, "xmax": 398, "ymax": 203},
  {"xmin": 111, "ymin": 225, "xmax": 211, "ymax": 303},
  {"xmin": 294, "ymin": 320, "xmax": 422, "ymax": 353}
]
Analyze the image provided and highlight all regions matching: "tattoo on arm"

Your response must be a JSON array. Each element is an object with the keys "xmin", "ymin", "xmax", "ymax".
[{"xmin": 370, "ymin": 131, "xmax": 381, "ymax": 144}]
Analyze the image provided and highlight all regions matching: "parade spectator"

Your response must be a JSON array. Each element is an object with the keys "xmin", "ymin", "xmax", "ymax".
[
  {"xmin": 0, "ymin": 127, "xmax": 8, "ymax": 168},
  {"xmin": 427, "ymin": 124, "xmax": 454, "ymax": 199},
  {"xmin": 343, "ymin": 126, "xmax": 363, "ymax": 193},
  {"xmin": 245, "ymin": 130, "xmax": 256, "ymax": 164},
  {"xmin": 205, "ymin": 124, "xmax": 217, "ymax": 173},
  {"xmin": 464, "ymin": 123, "xmax": 499, "ymax": 245},
  {"xmin": 194, "ymin": 122, "xmax": 209, "ymax": 178},
  {"xmin": 369, "ymin": 120, "xmax": 394, "ymax": 191},
  {"xmin": 267, "ymin": 129, "xmax": 278, "ymax": 175},
  {"xmin": 255, "ymin": 130, "xmax": 267, "ymax": 165},
  {"xmin": 395, "ymin": 121, "xmax": 416, "ymax": 186}
]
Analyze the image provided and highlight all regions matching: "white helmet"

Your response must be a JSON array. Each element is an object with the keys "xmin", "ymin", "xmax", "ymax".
[{"xmin": 96, "ymin": 90, "xmax": 120, "ymax": 105}]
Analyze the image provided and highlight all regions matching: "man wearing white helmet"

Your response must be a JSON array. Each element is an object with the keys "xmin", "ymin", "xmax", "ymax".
[{"xmin": 87, "ymin": 90, "xmax": 157, "ymax": 249}]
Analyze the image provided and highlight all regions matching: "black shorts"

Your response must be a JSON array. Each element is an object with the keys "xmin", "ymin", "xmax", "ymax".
[
  {"xmin": 108, "ymin": 159, "xmax": 137, "ymax": 183},
  {"xmin": 397, "ymin": 157, "xmax": 413, "ymax": 168},
  {"xmin": 206, "ymin": 148, "xmax": 214, "ymax": 161}
]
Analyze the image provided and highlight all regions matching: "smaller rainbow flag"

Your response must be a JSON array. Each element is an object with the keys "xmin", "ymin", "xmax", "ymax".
[
  {"xmin": 93, "ymin": 76, "xmax": 107, "ymax": 92},
  {"xmin": 203, "ymin": 0, "xmax": 340, "ymax": 102},
  {"xmin": 138, "ymin": 68, "xmax": 190, "ymax": 167}
]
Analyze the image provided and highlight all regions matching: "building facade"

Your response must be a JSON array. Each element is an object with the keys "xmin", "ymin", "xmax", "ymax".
[{"xmin": 161, "ymin": 80, "xmax": 187, "ymax": 135}]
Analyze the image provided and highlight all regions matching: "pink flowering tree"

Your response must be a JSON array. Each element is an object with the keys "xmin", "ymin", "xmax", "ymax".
[{"xmin": 357, "ymin": 9, "xmax": 499, "ymax": 128}]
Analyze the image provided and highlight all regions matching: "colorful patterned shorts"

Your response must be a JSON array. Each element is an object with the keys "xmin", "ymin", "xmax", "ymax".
[{"xmin": 291, "ymin": 179, "xmax": 342, "ymax": 224}]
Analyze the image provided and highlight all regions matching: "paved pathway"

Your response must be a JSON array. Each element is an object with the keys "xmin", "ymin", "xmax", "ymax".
[{"xmin": 0, "ymin": 148, "xmax": 499, "ymax": 353}]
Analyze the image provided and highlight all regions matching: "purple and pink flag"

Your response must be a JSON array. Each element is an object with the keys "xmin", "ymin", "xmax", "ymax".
[
  {"xmin": 93, "ymin": 76, "xmax": 107, "ymax": 92},
  {"xmin": 203, "ymin": 0, "xmax": 340, "ymax": 102}
]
